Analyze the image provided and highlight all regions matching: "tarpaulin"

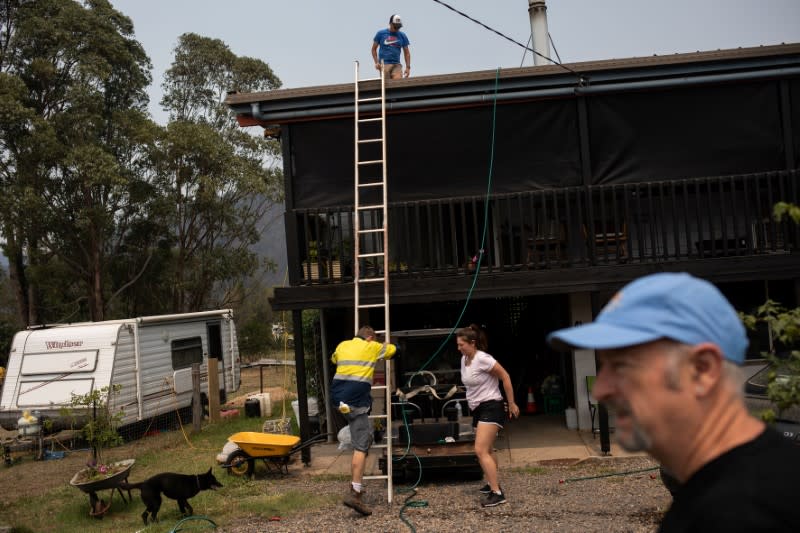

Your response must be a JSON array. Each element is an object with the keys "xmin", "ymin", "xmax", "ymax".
[
  {"xmin": 287, "ymin": 78, "xmax": 792, "ymax": 209},
  {"xmin": 589, "ymin": 82, "xmax": 785, "ymax": 184},
  {"xmin": 289, "ymin": 98, "xmax": 581, "ymax": 208}
]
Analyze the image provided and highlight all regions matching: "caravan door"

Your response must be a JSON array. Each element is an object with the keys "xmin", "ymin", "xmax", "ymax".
[
  {"xmin": 206, "ymin": 322, "xmax": 225, "ymax": 400},
  {"xmin": 171, "ymin": 336, "xmax": 207, "ymax": 395}
]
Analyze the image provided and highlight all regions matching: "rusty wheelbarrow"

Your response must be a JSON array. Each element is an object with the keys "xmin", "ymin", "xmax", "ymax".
[
  {"xmin": 220, "ymin": 432, "xmax": 329, "ymax": 477},
  {"xmin": 69, "ymin": 458, "xmax": 135, "ymax": 518}
]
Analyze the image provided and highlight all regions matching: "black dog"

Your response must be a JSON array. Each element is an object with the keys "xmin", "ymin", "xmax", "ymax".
[{"xmin": 121, "ymin": 467, "xmax": 222, "ymax": 524}]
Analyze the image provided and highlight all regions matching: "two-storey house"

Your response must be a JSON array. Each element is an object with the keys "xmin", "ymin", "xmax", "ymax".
[{"xmin": 227, "ymin": 43, "xmax": 800, "ymax": 450}]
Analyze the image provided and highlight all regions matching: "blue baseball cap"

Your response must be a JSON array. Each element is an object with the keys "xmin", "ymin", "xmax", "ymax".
[{"xmin": 547, "ymin": 273, "xmax": 748, "ymax": 364}]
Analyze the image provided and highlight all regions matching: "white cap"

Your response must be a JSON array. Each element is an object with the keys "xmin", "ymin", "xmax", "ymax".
[{"xmin": 390, "ymin": 14, "xmax": 403, "ymax": 28}]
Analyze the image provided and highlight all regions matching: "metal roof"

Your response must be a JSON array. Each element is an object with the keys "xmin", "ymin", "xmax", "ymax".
[{"xmin": 226, "ymin": 43, "xmax": 800, "ymax": 125}]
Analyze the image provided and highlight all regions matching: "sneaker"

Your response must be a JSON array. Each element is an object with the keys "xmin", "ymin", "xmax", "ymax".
[
  {"xmin": 479, "ymin": 483, "xmax": 492, "ymax": 494},
  {"xmin": 343, "ymin": 487, "xmax": 373, "ymax": 516},
  {"xmin": 481, "ymin": 491, "xmax": 507, "ymax": 507}
]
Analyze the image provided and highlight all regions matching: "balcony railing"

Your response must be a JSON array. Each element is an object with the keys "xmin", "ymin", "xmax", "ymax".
[{"xmin": 292, "ymin": 170, "xmax": 798, "ymax": 284}]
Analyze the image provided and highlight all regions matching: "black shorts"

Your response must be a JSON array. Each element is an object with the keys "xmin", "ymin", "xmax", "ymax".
[{"xmin": 471, "ymin": 399, "xmax": 505, "ymax": 429}]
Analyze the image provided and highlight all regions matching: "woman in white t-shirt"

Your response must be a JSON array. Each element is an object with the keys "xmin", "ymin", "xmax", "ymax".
[{"xmin": 457, "ymin": 324, "xmax": 519, "ymax": 508}]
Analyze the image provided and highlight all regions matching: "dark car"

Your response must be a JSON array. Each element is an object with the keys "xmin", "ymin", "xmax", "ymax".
[
  {"xmin": 661, "ymin": 360, "xmax": 800, "ymax": 496},
  {"xmin": 745, "ymin": 361, "xmax": 800, "ymax": 445}
]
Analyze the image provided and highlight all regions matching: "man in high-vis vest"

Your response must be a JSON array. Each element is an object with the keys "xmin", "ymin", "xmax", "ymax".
[{"xmin": 331, "ymin": 325, "xmax": 397, "ymax": 516}]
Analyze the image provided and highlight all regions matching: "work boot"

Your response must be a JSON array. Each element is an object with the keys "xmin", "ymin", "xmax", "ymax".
[{"xmin": 343, "ymin": 487, "xmax": 372, "ymax": 516}]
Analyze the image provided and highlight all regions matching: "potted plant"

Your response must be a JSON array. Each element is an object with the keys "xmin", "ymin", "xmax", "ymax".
[
  {"xmin": 304, "ymin": 239, "xmax": 344, "ymax": 280},
  {"xmin": 303, "ymin": 240, "xmax": 326, "ymax": 280},
  {"xmin": 67, "ymin": 385, "xmax": 134, "ymax": 517},
  {"xmin": 373, "ymin": 418, "xmax": 384, "ymax": 443},
  {"xmin": 388, "ymin": 260, "xmax": 409, "ymax": 273}
]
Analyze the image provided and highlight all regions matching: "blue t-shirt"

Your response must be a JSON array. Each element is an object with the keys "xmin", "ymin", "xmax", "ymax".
[{"xmin": 373, "ymin": 28, "xmax": 410, "ymax": 65}]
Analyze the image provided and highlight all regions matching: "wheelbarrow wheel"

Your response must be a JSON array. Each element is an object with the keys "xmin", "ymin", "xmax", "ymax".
[{"xmin": 227, "ymin": 450, "xmax": 255, "ymax": 477}]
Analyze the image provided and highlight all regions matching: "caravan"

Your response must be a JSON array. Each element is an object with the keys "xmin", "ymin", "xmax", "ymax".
[{"xmin": 0, "ymin": 310, "xmax": 240, "ymax": 431}]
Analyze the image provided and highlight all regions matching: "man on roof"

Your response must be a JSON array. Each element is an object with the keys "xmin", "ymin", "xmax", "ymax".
[{"xmin": 372, "ymin": 14, "xmax": 411, "ymax": 79}]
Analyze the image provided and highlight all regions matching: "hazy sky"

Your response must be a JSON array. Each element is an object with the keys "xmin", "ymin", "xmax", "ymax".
[{"xmin": 111, "ymin": 0, "xmax": 800, "ymax": 124}]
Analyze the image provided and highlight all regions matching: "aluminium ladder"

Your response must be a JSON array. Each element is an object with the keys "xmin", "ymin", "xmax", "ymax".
[{"xmin": 353, "ymin": 60, "xmax": 393, "ymax": 503}]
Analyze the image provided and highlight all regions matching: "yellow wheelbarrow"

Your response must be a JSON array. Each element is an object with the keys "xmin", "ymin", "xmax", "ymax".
[{"xmin": 220, "ymin": 431, "xmax": 329, "ymax": 477}]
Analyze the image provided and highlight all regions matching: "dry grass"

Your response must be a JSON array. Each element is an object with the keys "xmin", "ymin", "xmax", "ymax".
[{"xmin": 0, "ymin": 364, "xmax": 298, "ymax": 531}]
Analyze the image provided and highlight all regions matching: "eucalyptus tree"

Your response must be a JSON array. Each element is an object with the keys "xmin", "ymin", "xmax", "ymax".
[
  {"xmin": 157, "ymin": 33, "xmax": 283, "ymax": 312},
  {"xmin": 0, "ymin": 0, "xmax": 44, "ymax": 324},
  {"xmin": 0, "ymin": 0, "xmax": 157, "ymax": 323},
  {"xmin": 0, "ymin": 267, "xmax": 23, "ymax": 364}
]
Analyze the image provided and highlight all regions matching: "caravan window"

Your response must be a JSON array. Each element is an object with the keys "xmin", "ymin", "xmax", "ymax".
[{"xmin": 171, "ymin": 337, "xmax": 203, "ymax": 370}]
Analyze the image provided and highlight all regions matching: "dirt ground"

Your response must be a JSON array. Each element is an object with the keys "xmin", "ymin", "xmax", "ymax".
[
  {"xmin": 0, "ymin": 366, "xmax": 674, "ymax": 532},
  {"xmin": 0, "ymin": 365, "xmax": 295, "ymax": 508},
  {"xmin": 219, "ymin": 455, "xmax": 670, "ymax": 533}
]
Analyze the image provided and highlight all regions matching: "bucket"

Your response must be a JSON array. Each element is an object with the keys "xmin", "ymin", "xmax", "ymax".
[
  {"xmin": 244, "ymin": 398, "xmax": 260, "ymax": 418},
  {"xmin": 565, "ymin": 407, "xmax": 578, "ymax": 430},
  {"xmin": 17, "ymin": 414, "xmax": 40, "ymax": 437},
  {"xmin": 291, "ymin": 397, "xmax": 318, "ymax": 422},
  {"xmin": 250, "ymin": 393, "xmax": 272, "ymax": 418}
]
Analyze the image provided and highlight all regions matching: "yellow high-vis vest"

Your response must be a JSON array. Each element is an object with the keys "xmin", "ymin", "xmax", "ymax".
[{"xmin": 332, "ymin": 337, "xmax": 397, "ymax": 384}]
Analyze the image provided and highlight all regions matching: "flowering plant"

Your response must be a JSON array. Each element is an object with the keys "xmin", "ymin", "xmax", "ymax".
[
  {"xmin": 85, "ymin": 463, "xmax": 114, "ymax": 479},
  {"xmin": 71, "ymin": 460, "xmax": 130, "ymax": 484}
]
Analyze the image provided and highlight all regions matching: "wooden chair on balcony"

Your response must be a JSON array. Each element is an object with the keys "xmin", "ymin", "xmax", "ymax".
[
  {"xmin": 526, "ymin": 220, "xmax": 566, "ymax": 266},
  {"xmin": 583, "ymin": 221, "xmax": 628, "ymax": 261}
]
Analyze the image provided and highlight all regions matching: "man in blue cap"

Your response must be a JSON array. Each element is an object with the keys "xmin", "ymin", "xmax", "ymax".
[{"xmin": 548, "ymin": 272, "xmax": 799, "ymax": 533}]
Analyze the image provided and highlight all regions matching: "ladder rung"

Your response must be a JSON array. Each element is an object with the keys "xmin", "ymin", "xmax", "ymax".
[
  {"xmin": 358, "ymin": 303, "xmax": 386, "ymax": 309},
  {"xmin": 358, "ymin": 277, "xmax": 385, "ymax": 283},
  {"xmin": 357, "ymin": 182, "xmax": 383, "ymax": 188},
  {"xmin": 357, "ymin": 204, "xmax": 383, "ymax": 211},
  {"xmin": 358, "ymin": 138, "xmax": 383, "ymax": 144},
  {"xmin": 359, "ymin": 77, "xmax": 382, "ymax": 83},
  {"xmin": 364, "ymin": 474, "xmax": 389, "ymax": 480},
  {"xmin": 357, "ymin": 228, "xmax": 384, "ymax": 234},
  {"xmin": 368, "ymin": 413, "xmax": 388, "ymax": 418},
  {"xmin": 357, "ymin": 159, "xmax": 383, "ymax": 165},
  {"xmin": 370, "ymin": 443, "xmax": 389, "ymax": 449},
  {"xmin": 358, "ymin": 252, "xmax": 384, "ymax": 258},
  {"xmin": 358, "ymin": 117, "xmax": 382, "ymax": 123},
  {"xmin": 358, "ymin": 97, "xmax": 382, "ymax": 103}
]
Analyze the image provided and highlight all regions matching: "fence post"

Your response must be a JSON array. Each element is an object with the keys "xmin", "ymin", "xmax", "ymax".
[
  {"xmin": 192, "ymin": 362, "xmax": 202, "ymax": 434},
  {"xmin": 208, "ymin": 358, "xmax": 220, "ymax": 423}
]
